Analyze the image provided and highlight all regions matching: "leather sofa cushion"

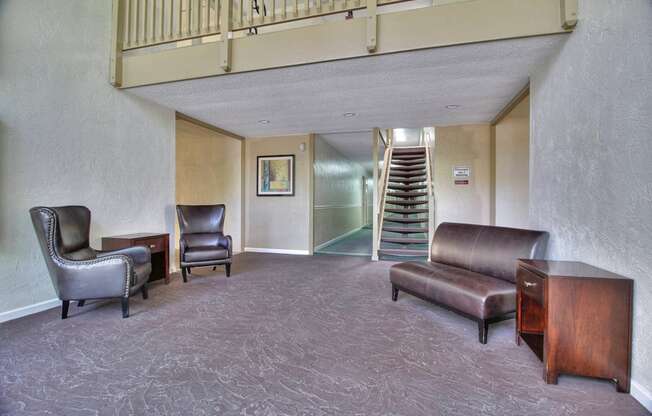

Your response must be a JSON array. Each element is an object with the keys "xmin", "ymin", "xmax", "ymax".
[
  {"xmin": 390, "ymin": 261, "xmax": 516, "ymax": 320},
  {"xmin": 431, "ymin": 222, "xmax": 548, "ymax": 283},
  {"xmin": 184, "ymin": 247, "xmax": 229, "ymax": 262}
]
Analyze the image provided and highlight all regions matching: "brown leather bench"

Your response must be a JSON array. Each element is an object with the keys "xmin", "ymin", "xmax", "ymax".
[{"xmin": 390, "ymin": 222, "xmax": 548, "ymax": 344}]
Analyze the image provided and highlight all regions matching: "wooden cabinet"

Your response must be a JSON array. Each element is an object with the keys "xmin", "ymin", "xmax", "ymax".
[
  {"xmin": 102, "ymin": 233, "xmax": 170, "ymax": 284},
  {"xmin": 516, "ymin": 259, "xmax": 633, "ymax": 393}
]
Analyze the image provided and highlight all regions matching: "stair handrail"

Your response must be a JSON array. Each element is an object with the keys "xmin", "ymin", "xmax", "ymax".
[
  {"xmin": 424, "ymin": 129, "xmax": 436, "ymax": 262},
  {"xmin": 376, "ymin": 143, "xmax": 393, "ymax": 253}
]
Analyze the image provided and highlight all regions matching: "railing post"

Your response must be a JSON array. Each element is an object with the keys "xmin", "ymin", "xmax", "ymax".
[
  {"xmin": 220, "ymin": 0, "xmax": 233, "ymax": 71},
  {"xmin": 366, "ymin": 0, "xmax": 377, "ymax": 52},
  {"xmin": 110, "ymin": 0, "xmax": 126, "ymax": 86},
  {"xmin": 560, "ymin": 0, "xmax": 578, "ymax": 29}
]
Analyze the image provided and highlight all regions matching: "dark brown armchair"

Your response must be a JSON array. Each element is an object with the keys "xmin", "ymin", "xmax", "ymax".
[
  {"xmin": 29, "ymin": 206, "xmax": 151, "ymax": 319},
  {"xmin": 176, "ymin": 204, "xmax": 232, "ymax": 282}
]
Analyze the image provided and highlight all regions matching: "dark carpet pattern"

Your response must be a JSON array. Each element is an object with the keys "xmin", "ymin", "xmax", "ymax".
[{"xmin": 0, "ymin": 253, "xmax": 648, "ymax": 415}]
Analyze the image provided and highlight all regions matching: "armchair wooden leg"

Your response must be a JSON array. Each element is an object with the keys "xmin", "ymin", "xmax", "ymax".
[
  {"xmin": 77, "ymin": 300, "xmax": 85, "ymax": 307},
  {"xmin": 187, "ymin": 267, "xmax": 192, "ymax": 274},
  {"xmin": 121, "ymin": 297, "xmax": 129, "ymax": 319},
  {"xmin": 225, "ymin": 263, "xmax": 231, "ymax": 277},
  {"xmin": 478, "ymin": 320, "xmax": 489, "ymax": 344},
  {"xmin": 213, "ymin": 266, "xmax": 216, "ymax": 271},
  {"xmin": 181, "ymin": 267, "xmax": 188, "ymax": 283},
  {"xmin": 141, "ymin": 283, "xmax": 149, "ymax": 300},
  {"xmin": 392, "ymin": 285, "xmax": 399, "ymax": 301},
  {"xmin": 61, "ymin": 300, "xmax": 70, "ymax": 319}
]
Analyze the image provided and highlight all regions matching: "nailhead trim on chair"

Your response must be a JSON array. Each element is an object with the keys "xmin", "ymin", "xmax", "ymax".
[{"xmin": 38, "ymin": 208, "xmax": 134, "ymax": 298}]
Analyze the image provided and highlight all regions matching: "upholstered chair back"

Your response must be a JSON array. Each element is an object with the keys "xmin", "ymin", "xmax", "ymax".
[
  {"xmin": 430, "ymin": 222, "xmax": 549, "ymax": 284},
  {"xmin": 176, "ymin": 204, "xmax": 226, "ymax": 249}
]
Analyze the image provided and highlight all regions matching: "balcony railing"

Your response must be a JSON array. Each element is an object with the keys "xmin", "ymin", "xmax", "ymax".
[
  {"xmin": 110, "ymin": 0, "xmax": 577, "ymax": 88},
  {"xmin": 118, "ymin": 0, "xmax": 423, "ymax": 51}
]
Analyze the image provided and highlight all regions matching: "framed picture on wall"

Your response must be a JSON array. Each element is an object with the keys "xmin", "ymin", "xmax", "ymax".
[{"xmin": 257, "ymin": 155, "xmax": 295, "ymax": 196}]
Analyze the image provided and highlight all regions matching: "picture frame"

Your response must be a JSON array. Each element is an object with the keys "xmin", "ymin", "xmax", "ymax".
[{"xmin": 256, "ymin": 154, "xmax": 295, "ymax": 196}]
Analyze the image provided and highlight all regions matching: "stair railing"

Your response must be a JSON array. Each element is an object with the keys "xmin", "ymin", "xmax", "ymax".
[
  {"xmin": 374, "ymin": 129, "xmax": 394, "ymax": 258},
  {"xmin": 424, "ymin": 128, "xmax": 436, "ymax": 262}
]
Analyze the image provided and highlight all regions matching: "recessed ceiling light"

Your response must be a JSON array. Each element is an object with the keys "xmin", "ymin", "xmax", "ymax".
[
  {"xmin": 445, "ymin": 105, "xmax": 461, "ymax": 110},
  {"xmin": 257, "ymin": 119, "xmax": 270, "ymax": 124},
  {"xmin": 343, "ymin": 112, "xmax": 357, "ymax": 118}
]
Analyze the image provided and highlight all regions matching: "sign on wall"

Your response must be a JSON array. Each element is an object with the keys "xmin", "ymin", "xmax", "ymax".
[{"xmin": 453, "ymin": 166, "xmax": 470, "ymax": 186}]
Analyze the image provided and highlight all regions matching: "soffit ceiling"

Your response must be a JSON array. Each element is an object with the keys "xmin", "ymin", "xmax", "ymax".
[
  {"xmin": 317, "ymin": 131, "xmax": 377, "ymax": 173},
  {"xmin": 128, "ymin": 34, "xmax": 566, "ymax": 138}
]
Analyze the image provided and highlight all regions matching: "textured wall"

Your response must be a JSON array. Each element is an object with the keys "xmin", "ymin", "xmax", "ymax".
[
  {"xmin": 434, "ymin": 125, "xmax": 492, "ymax": 226},
  {"xmin": 245, "ymin": 135, "xmax": 312, "ymax": 251},
  {"xmin": 530, "ymin": 0, "xmax": 652, "ymax": 395},
  {"xmin": 175, "ymin": 119, "xmax": 243, "ymax": 265},
  {"xmin": 495, "ymin": 97, "xmax": 530, "ymax": 228},
  {"xmin": 314, "ymin": 137, "xmax": 366, "ymax": 247},
  {"xmin": 0, "ymin": 1, "xmax": 176, "ymax": 313}
]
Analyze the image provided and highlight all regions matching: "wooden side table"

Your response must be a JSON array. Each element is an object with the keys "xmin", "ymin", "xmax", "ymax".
[
  {"xmin": 516, "ymin": 259, "xmax": 633, "ymax": 392},
  {"xmin": 102, "ymin": 233, "xmax": 170, "ymax": 284}
]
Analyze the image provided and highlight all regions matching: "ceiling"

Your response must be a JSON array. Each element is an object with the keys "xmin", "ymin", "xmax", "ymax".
[
  {"xmin": 317, "ymin": 131, "xmax": 377, "ymax": 173},
  {"xmin": 128, "ymin": 34, "xmax": 566, "ymax": 138}
]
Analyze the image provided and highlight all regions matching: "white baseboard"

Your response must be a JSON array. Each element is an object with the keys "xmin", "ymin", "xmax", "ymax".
[
  {"xmin": 244, "ymin": 247, "xmax": 311, "ymax": 255},
  {"xmin": 314, "ymin": 226, "xmax": 363, "ymax": 251},
  {"xmin": 0, "ymin": 298, "xmax": 60, "ymax": 323},
  {"xmin": 631, "ymin": 379, "xmax": 652, "ymax": 412}
]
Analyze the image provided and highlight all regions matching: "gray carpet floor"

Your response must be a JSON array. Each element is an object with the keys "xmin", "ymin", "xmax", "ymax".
[{"xmin": 0, "ymin": 253, "xmax": 648, "ymax": 416}]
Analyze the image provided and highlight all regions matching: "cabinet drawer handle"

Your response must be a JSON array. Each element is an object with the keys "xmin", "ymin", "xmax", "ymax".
[
  {"xmin": 149, "ymin": 244, "xmax": 156, "ymax": 248},
  {"xmin": 523, "ymin": 281, "xmax": 537, "ymax": 288}
]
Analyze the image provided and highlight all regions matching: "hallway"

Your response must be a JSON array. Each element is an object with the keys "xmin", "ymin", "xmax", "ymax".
[{"xmin": 315, "ymin": 227, "xmax": 373, "ymax": 257}]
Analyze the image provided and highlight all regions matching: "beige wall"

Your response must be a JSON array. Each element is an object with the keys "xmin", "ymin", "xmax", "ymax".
[
  {"xmin": 313, "ymin": 136, "xmax": 366, "ymax": 248},
  {"xmin": 434, "ymin": 124, "xmax": 492, "ymax": 226},
  {"xmin": 494, "ymin": 96, "xmax": 530, "ymax": 228},
  {"xmin": 175, "ymin": 119, "xmax": 243, "ymax": 267},
  {"xmin": 245, "ymin": 135, "xmax": 313, "ymax": 253}
]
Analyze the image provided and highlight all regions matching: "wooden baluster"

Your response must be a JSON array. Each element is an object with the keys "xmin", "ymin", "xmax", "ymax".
[
  {"xmin": 142, "ymin": 0, "xmax": 147, "ymax": 43},
  {"xmin": 239, "ymin": 0, "xmax": 243, "ymax": 28},
  {"xmin": 124, "ymin": 0, "xmax": 131, "ymax": 48},
  {"xmin": 196, "ymin": 0, "xmax": 201, "ymax": 34},
  {"xmin": 150, "ymin": 0, "xmax": 156, "ymax": 43},
  {"xmin": 248, "ymin": 0, "xmax": 253, "ymax": 29},
  {"xmin": 282, "ymin": 0, "xmax": 286, "ymax": 19},
  {"xmin": 293, "ymin": 0, "xmax": 297, "ymax": 17},
  {"xmin": 158, "ymin": 0, "xmax": 163, "ymax": 41},
  {"xmin": 168, "ymin": 0, "xmax": 173, "ymax": 39},
  {"xmin": 185, "ymin": 0, "xmax": 191, "ymax": 36}
]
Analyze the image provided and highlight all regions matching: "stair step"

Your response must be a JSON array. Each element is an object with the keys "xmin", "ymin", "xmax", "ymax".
[
  {"xmin": 388, "ymin": 184, "xmax": 427, "ymax": 191},
  {"xmin": 391, "ymin": 165, "xmax": 426, "ymax": 172},
  {"xmin": 392, "ymin": 147, "xmax": 426, "ymax": 155},
  {"xmin": 389, "ymin": 170, "xmax": 426, "ymax": 178},
  {"xmin": 387, "ymin": 191, "xmax": 428, "ymax": 198},
  {"xmin": 388, "ymin": 177, "xmax": 426, "ymax": 184},
  {"xmin": 378, "ymin": 248, "xmax": 429, "ymax": 257},
  {"xmin": 385, "ymin": 200, "xmax": 428, "ymax": 206},
  {"xmin": 383, "ymin": 226, "xmax": 428, "ymax": 234},
  {"xmin": 385, "ymin": 208, "xmax": 429, "ymax": 214},
  {"xmin": 392, "ymin": 154, "xmax": 426, "ymax": 161},
  {"xmin": 392, "ymin": 158, "xmax": 426, "ymax": 166},
  {"xmin": 381, "ymin": 237, "xmax": 428, "ymax": 244},
  {"xmin": 384, "ymin": 217, "xmax": 429, "ymax": 224}
]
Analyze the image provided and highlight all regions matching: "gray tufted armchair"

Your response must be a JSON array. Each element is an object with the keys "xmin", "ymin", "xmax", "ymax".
[{"xmin": 29, "ymin": 206, "xmax": 152, "ymax": 319}]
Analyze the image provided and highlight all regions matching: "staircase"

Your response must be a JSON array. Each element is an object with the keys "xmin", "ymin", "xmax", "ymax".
[{"xmin": 377, "ymin": 146, "xmax": 433, "ymax": 259}]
